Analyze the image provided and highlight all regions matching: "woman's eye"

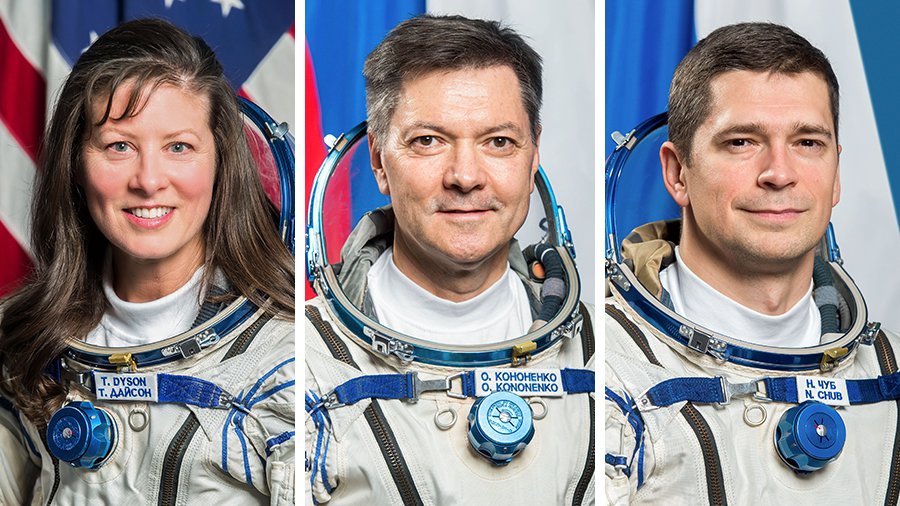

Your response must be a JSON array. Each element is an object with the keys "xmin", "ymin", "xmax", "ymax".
[
  {"xmin": 109, "ymin": 142, "xmax": 129, "ymax": 152},
  {"xmin": 171, "ymin": 142, "xmax": 189, "ymax": 153}
]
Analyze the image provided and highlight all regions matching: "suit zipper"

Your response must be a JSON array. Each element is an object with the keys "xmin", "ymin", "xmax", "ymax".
[
  {"xmin": 605, "ymin": 304, "xmax": 660, "ymax": 366},
  {"xmin": 572, "ymin": 302, "xmax": 595, "ymax": 505},
  {"xmin": 306, "ymin": 306, "xmax": 354, "ymax": 366},
  {"xmin": 155, "ymin": 309, "xmax": 268, "ymax": 504},
  {"xmin": 364, "ymin": 402, "xmax": 424, "ymax": 506},
  {"xmin": 158, "ymin": 414, "xmax": 200, "ymax": 506},
  {"xmin": 306, "ymin": 305, "xmax": 423, "ymax": 505},
  {"xmin": 38, "ymin": 427, "xmax": 60, "ymax": 505},
  {"xmin": 682, "ymin": 403, "xmax": 727, "ymax": 506},
  {"xmin": 875, "ymin": 331, "xmax": 900, "ymax": 506}
]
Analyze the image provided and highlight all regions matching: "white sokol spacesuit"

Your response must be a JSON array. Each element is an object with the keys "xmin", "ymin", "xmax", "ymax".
[
  {"xmin": 0, "ymin": 296, "xmax": 295, "ymax": 505},
  {"xmin": 304, "ymin": 124, "xmax": 595, "ymax": 505},
  {"xmin": 604, "ymin": 117, "xmax": 900, "ymax": 505}
]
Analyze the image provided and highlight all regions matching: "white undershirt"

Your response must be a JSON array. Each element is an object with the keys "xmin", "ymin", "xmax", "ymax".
[
  {"xmin": 366, "ymin": 247, "xmax": 533, "ymax": 345},
  {"xmin": 85, "ymin": 265, "xmax": 206, "ymax": 348},
  {"xmin": 659, "ymin": 247, "xmax": 821, "ymax": 348}
]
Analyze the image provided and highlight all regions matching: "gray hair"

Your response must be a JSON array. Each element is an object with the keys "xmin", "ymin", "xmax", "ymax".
[{"xmin": 363, "ymin": 14, "xmax": 543, "ymax": 147}]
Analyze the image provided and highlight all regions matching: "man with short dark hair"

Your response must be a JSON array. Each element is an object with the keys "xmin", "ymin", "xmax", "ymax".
[
  {"xmin": 307, "ymin": 15, "xmax": 594, "ymax": 505},
  {"xmin": 606, "ymin": 22, "xmax": 900, "ymax": 504}
]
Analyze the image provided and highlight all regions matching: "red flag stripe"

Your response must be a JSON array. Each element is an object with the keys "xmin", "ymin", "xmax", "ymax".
[
  {"xmin": 0, "ymin": 16, "xmax": 46, "ymax": 163},
  {"xmin": 0, "ymin": 220, "xmax": 31, "ymax": 297}
]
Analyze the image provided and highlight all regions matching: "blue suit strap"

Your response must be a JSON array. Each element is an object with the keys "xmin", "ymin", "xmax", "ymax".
[
  {"xmin": 639, "ymin": 372, "xmax": 900, "ymax": 409},
  {"xmin": 91, "ymin": 371, "xmax": 233, "ymax": 409},
  {"xmin": 644, "ymin": 377, "xmax": 725, "ymax": 406},
  {"xmin": 561, "ymin": 368, "xmax": 595, "ymax": 393},
  {"xmin": 333, "ymin": 374, "xmax": 414, "ymax": 405},
  {"xmin": 325, "ymin": 368, "xmax": 594, "ymax": 408},
  {"xmin": 605, "ymin": 386, "xmax": 646, "ymax": 487},
  {"xmin": 157, "ymin": 374, "xmax": 233, "ymax": 408}
]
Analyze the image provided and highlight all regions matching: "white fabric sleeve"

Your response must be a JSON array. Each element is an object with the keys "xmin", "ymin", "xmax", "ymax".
[
  {"xmin": 0, "ymin": 399, "xmax": 39, "ymax": 505},
  {"xmin": 605, "ymin": 368, "xmax": 644, "ymax": 506}
]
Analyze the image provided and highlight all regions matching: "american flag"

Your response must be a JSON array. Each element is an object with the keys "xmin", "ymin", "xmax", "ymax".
[{"xmin": 0, "ymin": 0, "xmax": 295, "ymax": 297}]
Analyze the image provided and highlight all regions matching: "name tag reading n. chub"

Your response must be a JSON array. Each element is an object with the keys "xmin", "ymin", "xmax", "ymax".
[
  {"xmin": 474, "ymin": 368, "xmax": 566, "ymax": 397},
  {"xmin": 795, "ymin": 376, "xmax": 850, "ymax": 406},
  {"xmin": 93, "ymin": 372, "xmax": 159, "ymax": 402}
]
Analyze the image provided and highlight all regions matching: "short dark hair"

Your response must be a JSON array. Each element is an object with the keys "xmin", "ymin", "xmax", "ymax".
[
  {"xmin": 668, "ymin": 22, "xmax": 840, "ymax": 164},
  {"xmin": 363, "ymin": 14, "xmax": 543, "ymax": 146}
]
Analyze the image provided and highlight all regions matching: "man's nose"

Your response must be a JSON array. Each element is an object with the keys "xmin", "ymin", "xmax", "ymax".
[
  {"xmin": 443, "ymin": 143, "xmax": 487, "ymax": 192},
  {"xmin": 758, "ymin": 144, "xmax": 799, "ymax": 189},
  {"xmin": 129, "ymin": 152, "xmax": 169, "ymax": 195}
]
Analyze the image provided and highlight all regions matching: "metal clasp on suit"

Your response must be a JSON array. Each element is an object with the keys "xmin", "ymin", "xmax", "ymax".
[
  {"xmin": 408, "ymin": 372, "xmax": 466, "ymax": 402},
  {"xmin": 860, "ymin": 321, "xmax": 882, "ymax": 346},
  {"xmin": 365, "ymin": 327, "xmax": 415, "ymax": 363},
  {"xmin": 719, "ymin": 377, "xmax": 770, "ymax": 405}
]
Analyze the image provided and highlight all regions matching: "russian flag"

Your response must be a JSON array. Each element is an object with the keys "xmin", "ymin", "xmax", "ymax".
[{"xmin": 606, "ymin": 0, "xmax": 900, "ymax": 330}]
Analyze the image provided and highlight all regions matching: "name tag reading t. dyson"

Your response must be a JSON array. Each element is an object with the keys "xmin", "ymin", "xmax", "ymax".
[
  {"xmin": 474, "ymin": 368, "xmax": 566, "ymax": 397},
  {"xmin": 93, "ymin": 372, "xmax": 159, "ymax": 402}
]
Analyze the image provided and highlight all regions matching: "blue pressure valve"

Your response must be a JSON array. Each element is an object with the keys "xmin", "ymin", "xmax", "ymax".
[
  {"xmin": 47, "ymin": 401, "xmax": 117, "ymax": 469},
  {"xmin": 467, "ymin": 391, "xmax": 534, "ymax": 465},
  {"xmin": 775, "ymin": 400, "xmax": 845, "ymax": 473}
]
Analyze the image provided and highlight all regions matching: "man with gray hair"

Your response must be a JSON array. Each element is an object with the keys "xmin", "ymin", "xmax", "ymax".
[
  {"xmin": 606, "ymin": 22, "xmax": 900, "ymax": 504},
  {"xmin": 306, "ymin": 14, "xmax": 594, "ymax": 505}
]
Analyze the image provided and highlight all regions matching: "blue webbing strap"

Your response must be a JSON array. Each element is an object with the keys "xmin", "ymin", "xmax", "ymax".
[
  {"xmin": 306, "ymin": 390, "xmax": 333, "ymax": 501},
  {"xmin": 331, "ymin": 369, "xmax": 595, "ymax": 406},
  {"xmin": 645, "ymin": 377, "xmax": 725, "ymax": 406},
  {"xmin": 605, "ymin": 386, "xmax": 645, "ymax": 488},
  {"xmin": 333, "ymin": 374, "xmax": 414, "ymax": 405},
  {"xmin": 157, "ymin": 374, "xmax": 230, "ymax": 408},
  {"xmin": 561, "ymin": 368, "xmax": 595, "ymax": 393},
  {"xmin": 605, "ymin": 454, "xmax": 630, "ymax": 476},
  {"xmin": 645, "ymin": 372, "xmax": 900, "ymax": 407}
]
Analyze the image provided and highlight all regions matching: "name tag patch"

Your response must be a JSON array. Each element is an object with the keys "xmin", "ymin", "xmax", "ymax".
[
  {"xmin": 796, "ymin": 376, "xmax": 849, "ymax": 406},
  {"xmin": 474, "ymin": 368, "xmax": 565, "ymax": 397},
  {"xmin": 93, "ymin": 372, "xmax": 158, "ymax": 402}
]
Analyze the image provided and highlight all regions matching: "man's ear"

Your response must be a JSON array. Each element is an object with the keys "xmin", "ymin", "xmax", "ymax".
[
  {"xmin": 529, "ymin": 126, "xmax": 541, "ymax": 193},
  {"xmin": 369, "ymin": 135, "xmax": 391, "ymax": 196},
  {"xmin": 661, "ymin": 141, "xmax": 690, "ymax": 207},
  {"xmin": 833, "ymin": 144, "xmax": 842, "ymax": 207}
]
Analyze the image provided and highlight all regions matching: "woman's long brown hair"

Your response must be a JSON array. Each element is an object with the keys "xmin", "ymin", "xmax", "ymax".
[{"xmin": 0, "ymin": 18, "xmax": 294, "ymax": 426}]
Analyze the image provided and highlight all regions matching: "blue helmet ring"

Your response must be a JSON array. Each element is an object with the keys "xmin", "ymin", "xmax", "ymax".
[
  {"xmin": 306, "ymin": 121, "xmax": 584, "ymax": 367},
  {"xmin": 239, "ymin": 97, "xmax": 295, "ymax": 254},
  {"xmin": 59, "ymin": 99, "xmax": 294, "ymax": 373},
  {"xmin": 605, "ymin": 113, "xmax": 872, "ymax": 372}
]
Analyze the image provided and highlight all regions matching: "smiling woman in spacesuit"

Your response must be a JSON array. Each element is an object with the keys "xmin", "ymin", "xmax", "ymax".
[{"xmin": 0, "ymin": 18, "xmax": 294, "ymax": 504}]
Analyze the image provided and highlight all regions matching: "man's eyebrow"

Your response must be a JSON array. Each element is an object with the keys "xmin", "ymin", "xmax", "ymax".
[
  {"xmin": 793, "ymin": 122, "xmax": 834, "ymax": 139},
  {"xmin": 400, "ymin": 122, "xmax": 449, "ymax": 137},
  {"xmin": 399, "ymin": 121, "xmax": 526, "ymax": 138},
  {"xmin": 710, "ymin": 122, "xmax": 834, "ymax": 142},
  {"xmin": 711, "ymin": 123, "xmax": 767, "ymax": 143},
  {"xmin": 477, "ymin": 122, "xmax": 525, "ymax": 138}
]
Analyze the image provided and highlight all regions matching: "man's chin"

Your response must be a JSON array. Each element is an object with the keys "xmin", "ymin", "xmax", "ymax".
[
  {"xmin": 730, "ymin": 241, "xmax": 819, "ymax": 271},
  {"xmin": 429, "ymin": 242, "xmax": 509, "ymax": 270}
]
